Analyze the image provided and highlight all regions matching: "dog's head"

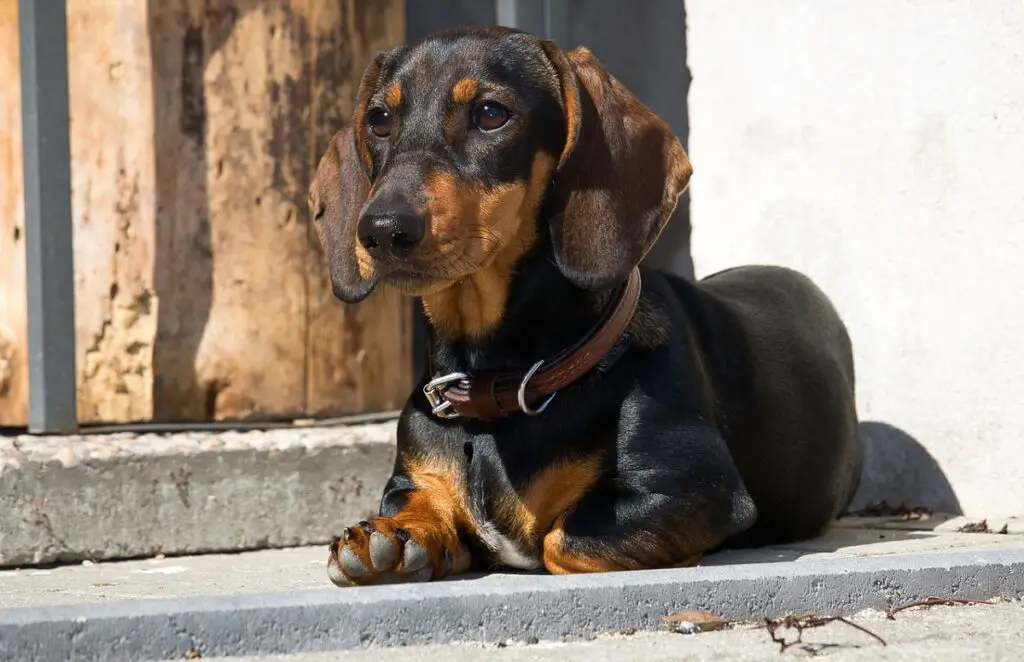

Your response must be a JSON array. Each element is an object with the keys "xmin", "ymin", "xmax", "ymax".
[{"xmin": 310, "ymin": 26, "xmax": 691, "ymax": 325}]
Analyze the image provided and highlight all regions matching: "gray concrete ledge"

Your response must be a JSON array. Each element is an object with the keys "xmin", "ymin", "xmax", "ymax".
[
  {"xmin": 2, "ymin": 547, "xmax": 1023, "ymax": 662},
  {"xmin": 0, "ymin": 421, "xmax": 397, "ymax": 566}
]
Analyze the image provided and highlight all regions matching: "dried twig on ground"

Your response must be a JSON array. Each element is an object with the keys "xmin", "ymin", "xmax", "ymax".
[
  {"xmin": 957, "ymin": 519, "xmax": 992, "ymax": 533},
  {"xmin": 763, "ymin": 612, "xmax": 886, "ymax": 653},
  {"xmin": 955, "ymin": 519, "xmax": 1011, "ymax": 534},
  {"xmin": 886, "ymin": 596, "xmax": 996, "ymax": 619}
]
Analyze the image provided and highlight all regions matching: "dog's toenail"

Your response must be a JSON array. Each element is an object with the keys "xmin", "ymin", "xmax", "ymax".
[
  {"xmin": 358, "ymin": 521, "xmax": 374, "ymax": 534},
  {"xmin": 328, "ymin": 539, "xmax": 339, "ymax": 555},
  {"xmin": 341, "ymin": 527, "xmax": 352, "ymax": 542},
  {"xmin": 394, "ymin": 528, "xmax": 410, "ymax": 543}
]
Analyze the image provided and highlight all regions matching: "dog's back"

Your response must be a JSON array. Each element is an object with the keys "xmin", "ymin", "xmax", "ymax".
[{"xmin": 664, "ymin": 264, "xmax": 863, "ymax": 546}]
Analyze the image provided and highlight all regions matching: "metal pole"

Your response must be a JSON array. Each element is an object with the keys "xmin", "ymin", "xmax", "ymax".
[
  {"xmin": 18, "ymin": 0, "xmax": 78, "ymax": 433},
  {"xmin": 543, "ymin": 0, "xmax": 569, "ymax": 47},
  {"xmin": 496, "ymin": 0, "xmax": 568, "ymax": 44},
  {"xmin": 495, "ymin": 0, "xmax": 547, "ymax": 36}
]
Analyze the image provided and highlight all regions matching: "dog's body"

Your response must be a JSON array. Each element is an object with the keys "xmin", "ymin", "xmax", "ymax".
[{"xmin": 310, "ymin": 26, "xmax": 862, "ymax": 585}]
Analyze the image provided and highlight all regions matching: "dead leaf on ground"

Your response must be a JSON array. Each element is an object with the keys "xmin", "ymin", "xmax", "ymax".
[{"xmin": 663, "ymin": 609, "xmax": 730, "ymax": 632}]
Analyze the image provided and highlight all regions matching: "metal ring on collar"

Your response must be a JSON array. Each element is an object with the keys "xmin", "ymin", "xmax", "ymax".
[{"xmin": 517, "ymin": 360, "xmax": 556, "ymax": 416}]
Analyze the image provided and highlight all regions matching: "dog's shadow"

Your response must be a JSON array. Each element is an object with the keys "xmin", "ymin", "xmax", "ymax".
[
  {"xmin": 847, "ymin": 421, "xmax": 962, "ymax": 515},
  {"xmin": 703, "ymin": 420, "xmax": 963, "ymax": 566}
]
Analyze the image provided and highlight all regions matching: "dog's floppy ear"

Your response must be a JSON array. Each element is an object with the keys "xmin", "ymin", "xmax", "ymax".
[
  {"xmin": 540, "ymin": 43, "xmax": 693, "ymax": 291},
  {"xmin": 310, "ymin": 126, "xmax": 376, "ymax": 303}
]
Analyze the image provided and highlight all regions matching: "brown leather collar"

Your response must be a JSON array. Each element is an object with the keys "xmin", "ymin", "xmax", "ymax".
[{"xmin": 423, "ymin": 267, "xmax": 642, "ymax": 421}]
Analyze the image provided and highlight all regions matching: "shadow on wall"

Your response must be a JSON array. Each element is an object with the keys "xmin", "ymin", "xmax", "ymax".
[
  {"xmin": 148, "ymin": 1, "xmax": 225, "ymax": 421},
  {"xmin": 848, "ymin": 421, "xmax": 962, "ymax": 515}
]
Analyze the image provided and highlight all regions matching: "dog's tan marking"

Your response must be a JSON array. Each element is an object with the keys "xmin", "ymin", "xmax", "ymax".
[
  {"xmin": 385, "ymin": 82, "xmax": 402, "ymax": 108},
  {"xmin": 496, "ymin": 455, "xmax": 603, "ymax": 551},
  {"xmin": 419, "ymin": 152, "xmax": 555, "ymax": 338},
  {"xmin": 451, "ymin": 78, "xmax": 478, "ymax": 105}
]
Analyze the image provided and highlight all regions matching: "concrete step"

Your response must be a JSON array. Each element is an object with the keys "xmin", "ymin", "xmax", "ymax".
[
  {"xmin": 0, "ymin": 418, "xmax": 398, "ymax": 567},
  {"xmin": 4, "ymin": 416, "xmax": 1022, "ymax": 569},
  {"xmin": 1, "ymin": 525, "xmax": 1023, "ymax": 661}
]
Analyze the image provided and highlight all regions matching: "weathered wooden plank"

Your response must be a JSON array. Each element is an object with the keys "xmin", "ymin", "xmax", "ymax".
[
  {"xmin": 149, "ymin": 1, "xmax": 312, "ymax": 421},
  {"xmin": 67, "ymin": 0, "xmax": 159, "ymax": 423},
  {"xmin": 305, "ymin": 0, "xmax": 411, "ymax": 416},
  {"xmin": 0, "ymin": 0, "xmax": 28, "ymax": 426}
]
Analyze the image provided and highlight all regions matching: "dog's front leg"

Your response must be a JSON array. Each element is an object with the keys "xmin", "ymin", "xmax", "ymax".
[
  {"xmin": 542, "ymin": 425, "xmax": 758, "ymax": 574},
  {"xmin": 327, "ymin": 465, "xmax": 472, "ymax": 586}
]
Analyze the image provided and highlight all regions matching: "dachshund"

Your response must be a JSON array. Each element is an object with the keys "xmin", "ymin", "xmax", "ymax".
[{"xmin": 308, "ymin": 25, "xmax": 862, "ymax": 586}]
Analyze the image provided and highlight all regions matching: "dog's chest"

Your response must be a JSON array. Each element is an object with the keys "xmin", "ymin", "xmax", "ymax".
[
  {"xmin": 465, "ymin": 445, "xmax": 542, "ymax": 570},
  {"xmin": 476, "ymin": 520, "xmax": 539, "ymax": 570}
]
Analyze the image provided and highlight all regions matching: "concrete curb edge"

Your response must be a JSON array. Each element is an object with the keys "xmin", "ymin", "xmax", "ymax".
[{"xmin": 2, "ymin": 548, "xmax": 1023, "ymax": 661}]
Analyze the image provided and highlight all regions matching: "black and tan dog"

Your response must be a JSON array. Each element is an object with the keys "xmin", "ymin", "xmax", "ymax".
[{"xmin": 309, "ymin": 26, "xmax": 862, "ymax": 586}]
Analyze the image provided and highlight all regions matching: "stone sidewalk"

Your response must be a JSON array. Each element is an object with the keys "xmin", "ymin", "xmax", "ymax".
[
  {"xmin": 1, "ymin": 514, "xmax": 1022, "ymax": 609},
  {"xmin": 2, "ymin": 517, "xmax": 1023, "ymax": 661}
]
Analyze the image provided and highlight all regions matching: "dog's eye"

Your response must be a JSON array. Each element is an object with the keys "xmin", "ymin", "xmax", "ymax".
[
  {"xmin": 367, "ymin": 108, "xmax": 393, "ymax": 138},
  {"xmin": 472, "ymin": 102, "xmax": 510, "ymax": 132}
]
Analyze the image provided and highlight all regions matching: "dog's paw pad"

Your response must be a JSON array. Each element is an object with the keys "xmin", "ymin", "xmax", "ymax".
[
  {"xmin": 340, "ymin": 544, "xmax": 373, "ymax": 578},
  {"xmin": 327, "ymin": 556, "xmax": 353, "ymax": 587},
  {"xmin": 401, "ymin": 539, "xmax": 429, "ymax": 573},
  {"xmin": 327, "ymin": 518, "xmax": 449, "ymax": 587},
  {"xmin": 369, "ymin": 531, "xmax": 398, "ymax": 571}
]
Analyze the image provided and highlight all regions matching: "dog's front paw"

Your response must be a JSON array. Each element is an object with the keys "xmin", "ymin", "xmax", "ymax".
[{"xmin": 326, "ymin": 518, "xmax": 464, "ymax": 587}]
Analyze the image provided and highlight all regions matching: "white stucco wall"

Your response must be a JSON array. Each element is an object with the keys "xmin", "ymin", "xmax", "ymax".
[{"xmin": 686, "ymin": 1, "xmax": 1024, "ymax": 517}]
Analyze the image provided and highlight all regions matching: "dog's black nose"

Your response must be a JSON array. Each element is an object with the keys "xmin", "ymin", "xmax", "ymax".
[{"xmin": 357, "ymin": 210, "xmax": 424, "ymax": 259}]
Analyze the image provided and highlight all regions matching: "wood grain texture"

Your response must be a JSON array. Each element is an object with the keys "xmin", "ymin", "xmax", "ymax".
[
  {"xmin": 150, "ymin": 1, "xmax": 312, "ymax": 421},
  {"xmin": 68, "ymin": 1, "xmax": 159, "ymax": 423},
  {"xmin": 305, "ymin": 0, "xmax": 411, "ymax": 416},
  {"xmin": 0, "ymin": 0, "xmax": 411, "ymax": 425},
  {"xmin": 0, "ymin": 1, "xmax": 28, "ymax": 426}
]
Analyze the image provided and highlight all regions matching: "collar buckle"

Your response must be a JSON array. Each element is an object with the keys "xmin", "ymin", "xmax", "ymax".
[{"xmin": 422, "ymin": 371, "xmax": 468, "ymax": 419}]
